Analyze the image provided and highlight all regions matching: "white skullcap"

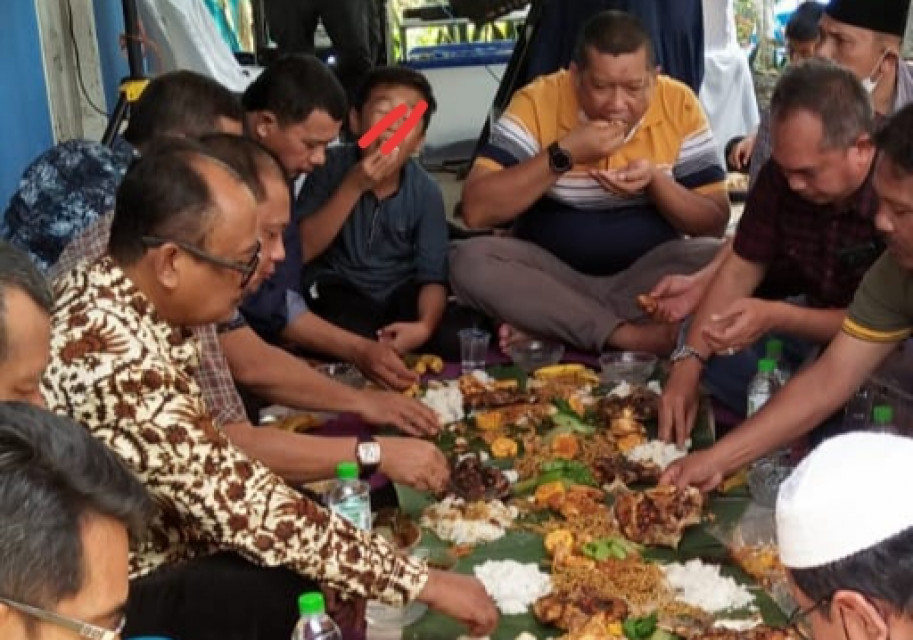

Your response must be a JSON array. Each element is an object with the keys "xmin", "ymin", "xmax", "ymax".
[{"xmin": 776, "ymin": 432, "xmax": 913, "ymax": 569}]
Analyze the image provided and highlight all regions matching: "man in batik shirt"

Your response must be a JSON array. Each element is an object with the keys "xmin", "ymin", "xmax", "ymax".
[{"xmin": 42, "ymin": 139, "xmax": 498, "ymax": 638}]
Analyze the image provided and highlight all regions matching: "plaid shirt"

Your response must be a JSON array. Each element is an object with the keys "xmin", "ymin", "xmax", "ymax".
[
  {"xmin": 733, "ymin": 160, "xmax": 880, "ymax": 308},
  {"xmin": 50, "ymin": 214, "xmax": 248, "ymax": 427}
]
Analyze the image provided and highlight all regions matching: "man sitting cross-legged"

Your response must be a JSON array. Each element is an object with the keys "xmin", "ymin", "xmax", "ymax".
[{"xmin": 450, "ymin": 10, "xmax": 729, "ymax": 356}]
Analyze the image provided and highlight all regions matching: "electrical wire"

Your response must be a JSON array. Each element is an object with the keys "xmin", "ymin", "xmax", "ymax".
[{"xmin": 65, "ymin": 0, "xmax": 109, "ymax": 117}]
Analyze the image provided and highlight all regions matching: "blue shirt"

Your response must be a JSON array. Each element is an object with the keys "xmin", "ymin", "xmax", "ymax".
[
  {"xmin": 299, "ymin": 145, "xmax": 449, "ymax": 302},
  {"xmin": 2, "ymin": 138, "xmax": 137, "ymax": 271}
]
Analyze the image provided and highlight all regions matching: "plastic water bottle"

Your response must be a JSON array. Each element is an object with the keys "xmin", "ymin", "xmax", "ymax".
[
  {"xmin": 747, "ymin": 358, "xmax": 780, "ymax": 417},
  {"xmin": 843, "ymin": 385, "xmax": 874, "ymax": 430},
  {"xmin": 871, "ymin": 405, "xmax": 898, "ymax": 434},
  {"xmin": 765, "ymin": 338, "xmax": 792, "ymax": 386},
  {"xmin": 326, "ymin": 462, "xmax": 371, "ymax": 531},
  {"xmin": 291, "ymin": 592, "xmax": 342, "ymax": 640}
]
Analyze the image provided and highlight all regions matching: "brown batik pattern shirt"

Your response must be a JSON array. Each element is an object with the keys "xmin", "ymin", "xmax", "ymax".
[
  {"xmin": 50, "ymin": 213, "xmax": 249, "ymax": 428},
  {"xmin": 41, "ymin": 257, "xmax": 428, "ymax": 605}
]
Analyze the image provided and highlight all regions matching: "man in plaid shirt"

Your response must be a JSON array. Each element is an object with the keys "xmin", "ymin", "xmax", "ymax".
[{"xmin": 659, "ymin": 61, "xmax": 884, "ymax": 447}]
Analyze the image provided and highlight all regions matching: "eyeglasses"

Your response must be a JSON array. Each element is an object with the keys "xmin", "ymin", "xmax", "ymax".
[
  {"xmin": 789, "ymin": 596, "xmax": 832, "ymax": 640},
  {"xmin": 0, "ymin": 596, "xmax": 125, "ymax": 640},
  {"xmin": 142, "ymin": 235, "xmax": 260, "ymax": 288}
]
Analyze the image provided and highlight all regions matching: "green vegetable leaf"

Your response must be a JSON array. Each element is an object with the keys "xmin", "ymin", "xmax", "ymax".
[{"xmin": 623, "ymin": 613, "xmax": 658, "ymax": 640}]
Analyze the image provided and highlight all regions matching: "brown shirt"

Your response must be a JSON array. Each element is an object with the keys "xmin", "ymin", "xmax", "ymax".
[{"xmin": 41, "ymin": 257, "xmax": 428, "ymax": 605}]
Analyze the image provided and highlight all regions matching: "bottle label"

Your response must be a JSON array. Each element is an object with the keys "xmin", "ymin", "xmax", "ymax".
[
  {"xmin": 333, "ymin": 496, "xmax": 371, "ymax": 531},
  {"xmin": 747, "ymin": 393, "xmax": 769, "ymax": 417}
]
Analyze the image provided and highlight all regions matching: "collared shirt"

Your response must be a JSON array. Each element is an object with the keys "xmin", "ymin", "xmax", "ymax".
[
  {"xmin": 476, "ymin": 70, "xmax": 726, "ymax": 208},
  {"xmin": 49, "ymin": 214, "xmax": 248, "ymax": 427},
  {"xmin": 299, "ymin": 145, "xmax": 449, "ymax": 302},
  {"xmin": 474, "ymin": 70, "xmax": 726, "ymax": 275},
  {"xmin": 733, "ymin": 161, "xmax": 880, "ymax": 308},
  {"xmin": 843, "ymin": 251, "xmax": 913, "ymax": 343},
  {"xmin": 2, "ymin": 138, "xmax": 137, "ymax": 270},
  {"xmin": 41, "ymin": 258, "xmax": 429, "ymax": 603}
]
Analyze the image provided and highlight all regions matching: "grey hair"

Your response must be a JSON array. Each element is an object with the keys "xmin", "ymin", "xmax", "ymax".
[
  {"xmin": 770, "ymin": 58, "xmax": 874, "ymax": 150},
  {"xmin": 0, "ymin": 241, "xmax": 53, "ymax": 362},
  {"xmin": 0, "ymin": 403, "xmax": 153, "ymax": 608}
]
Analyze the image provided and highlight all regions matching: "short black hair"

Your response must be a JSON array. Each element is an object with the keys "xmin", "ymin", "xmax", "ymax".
[
  {"xmin": 875, "ymin": 103, "xmax": 913, "ymax": 174},
  {"xmin": 572, "ymin": 10, "xmax": 655, "ymax": 70},
  {"xmin": 197, "ymin": 133, "xmax": 287, "ymax": 201},
  {"xmin": 108, "ymin": 138, "xmax": 250, "ymax": 265},
  {"xmin": 791, "ymin": 526, "xmax": 913, "ymax": 617},
  {"xmin": 353, "ymin": 66, "xmax": 438, "ymax": 131},
  {"xmin": 0, "ymin": 241, "xmax": 52, "ymax": 362},
  {"xmin": 242, "ymin": 54, "xmax": 347, "ymax": 126},
  {"xmin": 786, "ymin": 2, "xmax": 825, "ymax": 42},
  {"xmin": 0, "ymin": 402, "xmax": 153, "ymax": 609},
  {"xmin": 770, "ymin": 58, "xmax": 873, "ymax": 149},
  {"xmin": 123, "ymin": 70, "xmax": 243, "ymax": 148}
]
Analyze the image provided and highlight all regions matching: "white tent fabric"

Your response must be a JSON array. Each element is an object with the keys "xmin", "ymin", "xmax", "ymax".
[
  {"xmin": 699, "ymin": 0, "xmax": 760, "ymax": 163},
  {"xmin": 136, "ymin": 0, "xmax": 260, "ymax": 92}
]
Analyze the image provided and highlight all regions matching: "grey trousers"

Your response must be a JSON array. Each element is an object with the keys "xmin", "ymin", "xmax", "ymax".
[{"xmin": 450, "ymin": 236, "xmax": 722, "ymax": 352}]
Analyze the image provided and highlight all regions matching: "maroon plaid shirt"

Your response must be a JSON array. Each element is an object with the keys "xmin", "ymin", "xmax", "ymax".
[{"xmin": 733, "ymin": 160, "xmax": 880, "ymax": 308}]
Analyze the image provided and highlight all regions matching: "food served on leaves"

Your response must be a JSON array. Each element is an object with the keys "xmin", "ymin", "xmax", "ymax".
[
  {"xmin": 419, "ymin": 496, "xmax": 518, "ymax": 545},
  {"xmin": 405, "ymin": 353, "xmax": 444, "ymax": 375},
  {"xmin": 600, "ymin": 385, "xmax": 660, "ymax": 423},
  {"xmin": 595, "ymin": 454, "xmax": 659, "ymax": 486},
  {"xmin": 614, "ymin": 485, "xmax": 704, "ymax": 547},
  {"xmin": 444, "ymin": 454, "xmax": 511, "ymax": 501},
  {"xmin": 696, "ymin": 625, "xmax": 797, "ymax": 640},
  {"xmin": 730, "ymin": 544, "xmax": 786, "ymax": 588},
  {"xmin": 372, "ymin": 508, "xmax": 421, "ymax": 551},
  {"xmin": 534, "ymin": 591, "xmax": 629, "ymax": 633}
]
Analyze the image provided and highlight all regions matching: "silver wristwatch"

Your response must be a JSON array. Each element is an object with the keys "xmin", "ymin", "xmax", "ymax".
[
  {"xmin": 356, "ymin": 437, "xmax": 382, "ymax": 477},
  {"xmin": 669, "ymin": 344, "xmax": 708, "ymax": 366}
]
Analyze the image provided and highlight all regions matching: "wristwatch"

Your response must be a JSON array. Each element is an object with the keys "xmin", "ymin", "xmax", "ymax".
[
  {"xmin": 547, "ymin": 141, "xmax": 573, "ymax": 174},
  {"xmin": 670, "ymin": 344, "xmax": 708, "ymax": 366},
  {"xmin": 356, "ymin": 435, "xmax": 382, "ymax": 478}
]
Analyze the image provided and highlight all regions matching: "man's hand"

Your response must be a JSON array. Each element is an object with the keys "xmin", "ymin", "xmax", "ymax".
[
  {"xmin": 660, "ymin": 448, "xmax": 726, "ymax": 492},
  {"xmin": 356, "ymin": 389, "xmax": 439, "ymax": 436},
  {"xmin": 648, "ymin": 272, "xmax": 706, "ymax": 323},
  {"xmin": 590, "ymin": 159, "xmax": 658, "ymax": 197},
  {"xmin": 377, "ymin": 321, "xmax": 432, "ymax": 355},
  {"xmin": 347, "ymin": 146, "xmax": 402, "ymax": 192},
  {"xmin": 702, "ymin": 298, "xmax": 775, "ymax": 355},
  {"xmin": 727, "ymin": 135, "xmax": 756, "ymax": 171},
  {"xmin": 658, "ymin": 362, "xmax": 703, "ymax": 447},
  {"xmin": 417, "ymin": 570, "xmax": 499, "ymax": 636},
  {"xmin": 559, "ymin": 120, "xmax": 626, "ymax": 165},
  {"xmin": 377, "ymin": 437, "xmax": 450, "ymax": 493},
  {"xmin": 351, "ymin": 339, "xmax": 417, "ymax": 391}
]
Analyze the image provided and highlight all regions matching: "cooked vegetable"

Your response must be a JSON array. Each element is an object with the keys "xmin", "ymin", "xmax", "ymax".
[
  {"xmin": 543, "ymin": 528, "xmax": 574, "ymax": 555},
  {"xmin": 474, "ymin": 410, "xmax": 503, "ymax": 431},
  {"xmin": 550, "ymin": 433, "xmax": 580, "ymax": 459},
  {"xmin": 534, "ymin": 480, "xmax": 566, "ymax": 508},
  {"xmin": 490, "ymin": 436, "xmax": 518, "ymax": 459},
  {"xmin": 580, "ymin": 537, "xmax": 643, "ymax": 562},
  {"xmin": 623, "ymin": 613, "xmax": 658, "ymax": 640}
]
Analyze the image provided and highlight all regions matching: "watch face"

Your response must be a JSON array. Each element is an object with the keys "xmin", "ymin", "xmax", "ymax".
[{"xmin": 358, "ymin": 442, "xmax": 382, "ymax": 465}]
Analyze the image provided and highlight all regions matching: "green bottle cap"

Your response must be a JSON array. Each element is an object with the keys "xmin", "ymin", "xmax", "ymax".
[
  {"xmin": 298, "ymin": 591, "xmax": 326, "ymax": 616},
  {"xmin": 336, "ymin": 461, "xmax": 359, "ymax": 480},
  {"xmin": 873, "ymin": 405, "xmax": 894, "ymax": 425},
  {"xmin": 758, "ymin": 358, "xmax": 776, "ymax": 373},
  {"xmin": 765, "ymin": 338, "xmax": 783, "ymax": 358}
]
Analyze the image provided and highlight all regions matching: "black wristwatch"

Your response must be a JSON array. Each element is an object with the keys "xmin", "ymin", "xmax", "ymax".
[
  {"xmin": 355, "ymin": 434, "xmax": 381, "ymax": 478},
  {"xmin": 547, "ymin": 141, "xmax": 573, "ymax": 174}
]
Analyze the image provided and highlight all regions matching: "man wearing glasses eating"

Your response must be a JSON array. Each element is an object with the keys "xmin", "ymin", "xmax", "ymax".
[{"xmin": 776, "ymin": 431, "xmax": 913, "ymax": 640}]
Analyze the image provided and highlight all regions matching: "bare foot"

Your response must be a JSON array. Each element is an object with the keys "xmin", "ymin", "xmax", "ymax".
[{"xmin": 498, "ymin": 324, "xmax": 531, "ymax": 354}]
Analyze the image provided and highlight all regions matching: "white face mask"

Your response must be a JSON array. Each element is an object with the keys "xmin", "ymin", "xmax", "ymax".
[{"xmin": 861, "ymin": 50, "xmax": 890, "ymax": 94}]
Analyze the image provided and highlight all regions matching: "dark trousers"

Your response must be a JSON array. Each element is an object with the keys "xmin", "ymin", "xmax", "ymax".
[
  {"xmin": 303, "ymin": 276, "xmax": 490, "ymax": 362},
  {"xmin": 263, "ymin": 0, "xmax": 375, "ymax": 101},
  {"xmin": 123, "ymin": 552, "xmax": 319, "ymax": 640}
]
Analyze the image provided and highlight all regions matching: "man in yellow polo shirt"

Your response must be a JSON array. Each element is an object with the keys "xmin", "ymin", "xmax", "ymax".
[
  {"xmin": 662, "ymin": 103, "xmax": 913, "ymax": 491},
  {"xmin": 450, "ymin": 10, "xmax": 729, "ymax": 355}
]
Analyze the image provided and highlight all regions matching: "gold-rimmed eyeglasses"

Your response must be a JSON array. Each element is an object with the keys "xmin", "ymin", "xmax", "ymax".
[{"xmin": 0, "ymin": 596, "xmax": 125, "ymax": 640}]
